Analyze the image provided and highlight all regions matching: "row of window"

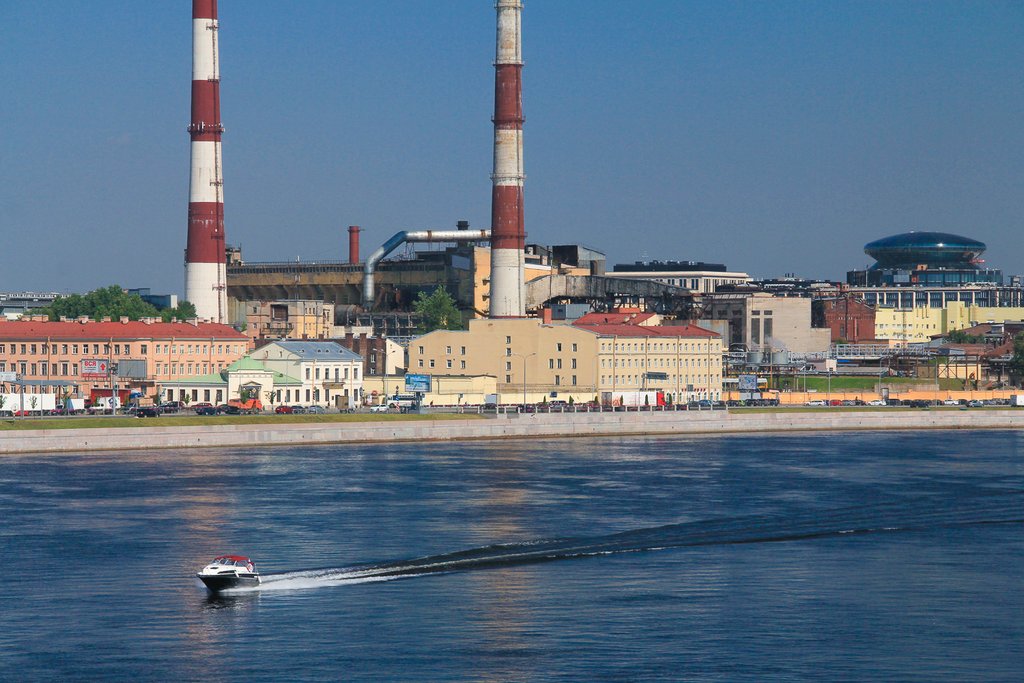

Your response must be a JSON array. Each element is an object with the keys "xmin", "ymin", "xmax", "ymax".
[
  {"xmin": 0, "ymin": 342, "xmax": 245, "ymax": 356},
  {"xmin": 304, "ymin": 366, "xmax": 360, "ymax": 381},
  {"xmin": 602, "ymin": 357, "xmax": 719, "ymax": 369},
  {"xmin": 599, "ymin": 341, "xmax": 717, "ymax": 353},
  {"xmin": 503, "ymin": 374, "xmax": 578, "ymax": 386},
  {"xmin": 600, "ymin": 374, "xmax": 721, "ymax": 386},
  {"xmin": 419, "ymin": 359, "xmax": 467, "ymax": 370}
]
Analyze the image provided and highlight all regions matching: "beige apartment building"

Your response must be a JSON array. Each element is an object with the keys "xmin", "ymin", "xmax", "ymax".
[
  {"xmin": 0, "ymin": 317, "xmax": 250, "ymax": 403},
  {"xmin": 702, "ymin": 292, "xmax": 831, "ymax": 353},
  {"xmin": 243, "ymin": 299, "xmax": 335, "ymax": 343},
  {"xmin": 412, "ymin": 318, "xmax": 723, "ymax": 404}
]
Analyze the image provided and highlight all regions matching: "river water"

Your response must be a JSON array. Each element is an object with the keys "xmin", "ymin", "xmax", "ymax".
[{"xmin": 2, "ymin": 430, "xmax": 1022, "ymax": 681}]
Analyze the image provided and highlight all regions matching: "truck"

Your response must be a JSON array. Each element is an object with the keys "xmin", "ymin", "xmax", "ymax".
[
  {"xmin": 607, "ymin": 390, "xmax": 666, "ymax": 408},
  {"xmin": 57, "ymin": 397, "xmax": 86, "ymax": 414},
  {"xmin": 227, "ymin": 398, "xmax": 264, "ymax": 414}
]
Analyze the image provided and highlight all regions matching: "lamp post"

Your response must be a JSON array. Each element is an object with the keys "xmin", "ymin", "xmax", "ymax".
[{"xmin": 512, "ymin": 352, "xmax": 536, "ymax": 411}]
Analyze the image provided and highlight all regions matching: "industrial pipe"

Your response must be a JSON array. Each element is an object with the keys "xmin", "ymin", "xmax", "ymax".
[{"xmin": 361, "ymin": 230, "xmax": 491, "ymax": 308}]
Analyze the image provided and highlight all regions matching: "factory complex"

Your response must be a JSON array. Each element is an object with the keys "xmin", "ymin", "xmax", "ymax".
[{"xmin": 4, "ymin": 2, "xmax": 1024, "ymax": 413}]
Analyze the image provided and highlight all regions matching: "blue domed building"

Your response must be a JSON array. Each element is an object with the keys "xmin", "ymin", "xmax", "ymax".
[{"xmin": 848, "ymin": 231, "xmax": 1002, "ymax": 288}]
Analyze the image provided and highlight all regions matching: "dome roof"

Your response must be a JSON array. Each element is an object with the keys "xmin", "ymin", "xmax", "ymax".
[{"xmin": 864, "ymin": 231, "xmax": 985, "ymax": 269}]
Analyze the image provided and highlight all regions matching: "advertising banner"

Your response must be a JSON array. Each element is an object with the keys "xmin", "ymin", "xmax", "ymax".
[
  {"xmin": 81, "ymin": 359, "xmax": 110, "ymax": 377},
  {"xmin": 404, "ymin": 374, "xmax": 432, "ymax": 393}
]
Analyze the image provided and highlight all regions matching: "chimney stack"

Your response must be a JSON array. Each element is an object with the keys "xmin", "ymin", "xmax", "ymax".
[
  {"xmin": 185, "ymin": 0, "xmax": 227, "ymax": 324},
  {"xmin": 488, "ymin": 0, "xmax": 526, "ymax": 318},
  {"xmin": 348, "ymin": 225, "xmax": 360, "ymax": 264}
]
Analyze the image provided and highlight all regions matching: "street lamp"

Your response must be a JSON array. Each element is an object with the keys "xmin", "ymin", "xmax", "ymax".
[{"xmin": 512, "ymin": 352, "xmax": 536, "ymax": 411}]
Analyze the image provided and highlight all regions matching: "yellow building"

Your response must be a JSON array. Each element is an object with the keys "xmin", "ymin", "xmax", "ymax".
[
  {"xmin": 874, "ymin": 302, "xmax": 1024, "ymax": 344},
  {"xmin": 412, "ymin": 318, "xmax": 723, "ymax": 404}
]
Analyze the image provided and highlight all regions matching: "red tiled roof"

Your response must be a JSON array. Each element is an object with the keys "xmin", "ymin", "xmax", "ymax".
[
  {"xmin": 0, "ymin": 319, "xmax": 248, "ymax": 340},
  {"xmin": 574, "ymin": 312, "xmax": 657, "ymax": 326},
  {"xmin": 577, "ymin": 323, "xmax": 719, "ymax": 338}
]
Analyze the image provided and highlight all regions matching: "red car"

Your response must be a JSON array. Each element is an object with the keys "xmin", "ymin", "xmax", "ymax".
[{"xmin": 274, "ymin": 405, "xmax": 294, "ymax": 414}]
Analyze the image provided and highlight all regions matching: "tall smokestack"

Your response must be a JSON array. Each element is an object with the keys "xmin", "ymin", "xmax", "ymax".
[
  {"xmin": 348, "ymin": 225, "xmax": 360, "ymax": 264},
  {"xmin": 488, "ymin": 0, "xmax": 525, "ymax": 318},
  {"xmin": 185, "ymin": 0, "xmax": 227, "ymax": 323}
]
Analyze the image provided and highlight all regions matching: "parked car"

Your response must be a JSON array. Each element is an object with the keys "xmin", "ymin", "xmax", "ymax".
[
  {"xmin": 306, "ymin": 405, "xmax": 327, "ymax": 414},
  {"xmin": 942, "ymin": 399, "xmax": 960, "ymax": 406},
  {"xmin": 867, "ymin": 399, "xmax": 886, "ymax": 406},
  {"xmin": 290, "ymin": 405, "xmax": 307, "ymax": 414},
  {"xmin": 159, "ymin": 401, "xmax": 182, "ymax": 414},
  {"xmin": 274, "ymin": 405, "xmax": 294, "ymax": 414},
  {"xmin": 135, "ymin": 406, "xmax": 160, "ymax": 418},
  {"xmin": 967, "ymin": 400, "xmax": 985, "ymax": 408},
  {"xmin": 191, "ymin": 402, "xmax": 213, "ymax": 412},
  {"xmin": 370, "ymin": 404, "xmax": 390, "ymax": 413},
  {"xmin": 220, "ymin": 404, "xmax": 242, "ymax": 415},
  {"xmin": 194, "ymin": 405, "xmax": 217, "ymax": 416},
  {"xmin": 215, "ymin": 404, "xmax": 232, "ymax": 414},
  {"xmin": 805, "ymin": 400, "xmax": 826, "ymax": 407}
]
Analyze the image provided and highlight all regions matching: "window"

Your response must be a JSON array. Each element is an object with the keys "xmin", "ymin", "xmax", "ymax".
[
  {"xmin": 429, "ymin": 359, "xmax": 435, "ymax": 368},
  {"xmin": 306, "ymin": 368, "xmax": 311, "ymax": 380},
  {"xmin": 506, "ymin": 361, "xmax": 512, "ymax": 371},
  {"xmin": 30, "ymin": 344, "xmax": 37, "ymax": 355},
  {"xmin": 572, "ymin": 375, "xmax": 577, "ymax": 385},
  {"xmin": 460, "ymin": 346, "xmax": 466, "ymax": 355},
  {"xmin": 460, "ymin": 360, "xmax": 466, "ymax": 370},
  {"xmin": 556, "ymin": 343, "xmax": 562, "ymax": 352},
  {"xmin": 418, "ymin": 346, "xmax": 424, "ymax": 354},
  {"xmin": 571, "ymin": 358, "xmax": 577, "ymax": 369},
  {"xmin": 114, "ymin": 344, "xmax": 120, "ymax": 355},
  {"xmin": 141, "ymin": 344, "xmax": 147, "ymax": 354},
  {"xmin": 557, "ymin": 359, "xmax": 562, "ymax": 369},
  {"xmin": 571, "ymin": 343, "xmax": 577, "ymax": 352},
  {"xmin": 445, "ymin": 346, "xmax": 452, "ymax": 355},
  {"xmin": 506, "ymin": 348, "xmax": 512, "ymax": 356},
  {"xmin": 506, "ymin": 374, "xmax": 512, "ymax": 383},
  {"xmin": 549, "ymin": 359, "xmax": 554, "ymax": 369},
  {"xmin": 505, "ymin": 336, "xmax": 512, "ymax": 344},
  {"xmin": 554, "ymin": 375, "xmax": 560, "ymax": 386},
  {"xmin": 418, "ymin": 359, "xmax": 424, "ymax": 368},
  {"xmin": 446, "ymin": 360, "xmax": 452, "ymax": 369}
]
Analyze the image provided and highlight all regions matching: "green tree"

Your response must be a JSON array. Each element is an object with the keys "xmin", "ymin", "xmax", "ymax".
[
  {"xmin": 413, "ymin": 287, "xmax": 463, "ymax": 333},
  {"xmin": 37, "ymin": 285, "xmax": 202, "ymax": 322},
  {"xmin": 1009, "ymin": 333, "xmax": 1024, "ymax": 384},
  {"xmin": 946, "ymin": 329, "xmax": 985, "ymax": 344},
  {"xmin": 160, "ymin": 300, "xmax": 198, "ymax": 322},
  {"xmin": 181, "ymin": 393, "xmax": 193, "ymax": 407}
]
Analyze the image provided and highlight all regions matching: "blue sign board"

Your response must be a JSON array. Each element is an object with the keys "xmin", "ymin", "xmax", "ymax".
[
  {"xmin": 405, "ymin": 374, "xmax": 432, "ymax": 393},
  {"xmin": 738, "ymin": 374, "xmax": 758, "ymax": 391}
]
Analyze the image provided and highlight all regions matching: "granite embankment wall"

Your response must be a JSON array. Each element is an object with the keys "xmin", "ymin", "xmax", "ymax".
[{"xmin": 3, "ymin": 410, "xmax": 1024, "ymax": 454}]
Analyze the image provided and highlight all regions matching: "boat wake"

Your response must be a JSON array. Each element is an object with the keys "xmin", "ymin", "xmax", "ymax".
[{"xmin": 220, "ymin": 491, "xmax": 1024, "ymax": 594}]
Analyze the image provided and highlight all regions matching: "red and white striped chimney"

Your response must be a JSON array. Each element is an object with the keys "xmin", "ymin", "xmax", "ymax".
[
  {"xmin": 488, "ymin": 0, "xmax": 526, "ymax": 318},
  {"xmin": 185, "ymin": 0, "xmax": 227, "ymax": 323}
]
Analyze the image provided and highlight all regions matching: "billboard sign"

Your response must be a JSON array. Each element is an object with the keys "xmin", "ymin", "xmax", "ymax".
[
  {"xmin": 81, "ymin": 359, "xmax": 110, "ymax": 377},
  {"xmin": 404, "ymin": 374, "xmax": 432, "ymax": 393},
  {"xmin": 0, "ymin": 371, "xmax": 16, "ymax": 383},
  {"xmin": 738, "ymin": 374, "xmax": 758, "ymax": 392},
  {"xmin": 116, "ymin": 359, "xmax": 148, "ymax": 379}
]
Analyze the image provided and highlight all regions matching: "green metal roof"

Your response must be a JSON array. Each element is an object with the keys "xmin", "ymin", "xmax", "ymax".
[{"xmin": 171, "ymin": 357, "xmax": 303, "ymax": 386}]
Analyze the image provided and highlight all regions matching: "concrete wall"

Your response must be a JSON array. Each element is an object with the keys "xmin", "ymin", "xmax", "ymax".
[{"xmin": 3, "ymin": 409, "xmax": 1023, "ymax": 454}]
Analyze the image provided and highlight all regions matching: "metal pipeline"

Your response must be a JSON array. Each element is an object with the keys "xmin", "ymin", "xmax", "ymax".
[{"xmin": 362, "ymin": 229, "xmax": 491, "ymax": 308}]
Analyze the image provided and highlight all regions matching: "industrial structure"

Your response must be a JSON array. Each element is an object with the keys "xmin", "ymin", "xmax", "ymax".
[
  {"xmin": 488, "ymin": 0, "xmax": 527, "ymax": 318},
  {"xmin": 185, "ymin": 0, "xmax": 228, "ymax": 323}
]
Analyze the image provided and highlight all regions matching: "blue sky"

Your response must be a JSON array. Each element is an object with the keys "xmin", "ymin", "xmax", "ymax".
[{"xmin": 2, "ymin": 1, "xmax": 1022, "ymax": 295}]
